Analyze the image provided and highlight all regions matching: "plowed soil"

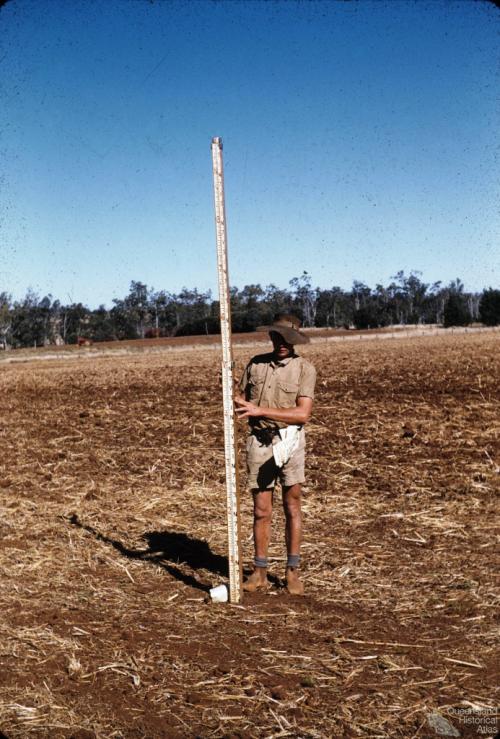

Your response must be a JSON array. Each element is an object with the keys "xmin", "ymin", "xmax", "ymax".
[{"xmin": 0, "ymin": 332, "xmax": 498, "ymax": 738}]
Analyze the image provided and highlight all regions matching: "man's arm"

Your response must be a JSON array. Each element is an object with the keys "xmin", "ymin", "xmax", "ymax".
[{"xmin": 234, "ymin": 395, "xmax": 313, "ymax": 425}]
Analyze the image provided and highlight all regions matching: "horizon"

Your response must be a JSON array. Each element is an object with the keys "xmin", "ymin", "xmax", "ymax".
[{"xmin": 1, "ymin": 268, "xmax": 496, "ymax": 311}]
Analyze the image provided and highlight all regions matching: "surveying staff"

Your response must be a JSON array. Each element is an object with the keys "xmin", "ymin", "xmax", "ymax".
[{"xmin": 234, "ymin": 314, "xmax": 316, "ymax": 596}]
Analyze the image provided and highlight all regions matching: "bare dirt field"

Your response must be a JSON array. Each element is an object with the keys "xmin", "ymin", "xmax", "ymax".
[{"xmin": 0, "ymin": 332, "xmax": 498, "ymax": 738}]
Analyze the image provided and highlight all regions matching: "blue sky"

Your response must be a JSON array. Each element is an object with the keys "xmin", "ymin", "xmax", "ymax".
[{"xmin": 1, "ymin": 0, "xmax": 498, "ymax": 307}]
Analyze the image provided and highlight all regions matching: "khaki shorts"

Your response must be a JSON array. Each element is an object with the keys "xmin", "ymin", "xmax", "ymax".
[{"xmin": 246, "ymin": 427, "xmax": 306, "ymax": 490}]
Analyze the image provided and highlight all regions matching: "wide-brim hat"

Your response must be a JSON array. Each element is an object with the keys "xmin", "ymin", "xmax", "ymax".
[{"xmin": 257, "ymin": 314, "xmax": 310, "ymax": 345}]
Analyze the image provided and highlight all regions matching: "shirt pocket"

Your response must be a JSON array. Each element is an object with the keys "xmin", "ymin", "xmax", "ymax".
[
  {"xmin": 277, "ymin": 381, "xmax": 299, "ymax": 408},
  {"xmin": 248, "ymin": 376, "xmax": 265, "ymax": 402}
]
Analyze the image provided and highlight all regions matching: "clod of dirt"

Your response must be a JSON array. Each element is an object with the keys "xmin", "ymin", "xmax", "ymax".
[
  {"xmin": 300, "ymin": 675, "xmax": 316, "ymax": 688},
  {"xmin": 377, "ymin": 655, "xmax": 399, "ymax": 671},
  {"xmin": 349, "ymin": 468, "xmax": 364, "ymax": 477},
  {"xmin": 270, "ymin": 685, "xmax": 287, "ymax": 700},
  {"xmin": 0, "ymin": 478, "xmax": 12, "ymax": 488},
  {"xmin": 184, "ymin": 691, "xmax": 205, "ymax": 705},
  {"xmin": 402, "ymin": 423, "xmax": 417, "ymax": 438}
]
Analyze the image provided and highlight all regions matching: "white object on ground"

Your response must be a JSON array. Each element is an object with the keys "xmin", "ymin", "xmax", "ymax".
[
  {"xmin": 273, "ymin": 425, "xmax": 301, "ymax": 468},
  {"xmin": 209, "ymin": 584, "xmax": 229, "ymax": 603}
]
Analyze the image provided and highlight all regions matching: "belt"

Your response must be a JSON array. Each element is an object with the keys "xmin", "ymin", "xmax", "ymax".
[{"xmin": 251, "ymin": 427, "xmax": 281, "ymax": 446}]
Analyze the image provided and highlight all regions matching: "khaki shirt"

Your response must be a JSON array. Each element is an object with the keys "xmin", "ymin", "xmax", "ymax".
[{"xmin": 239, "ymin": 352, "xmax": 316, "ymax": 430}]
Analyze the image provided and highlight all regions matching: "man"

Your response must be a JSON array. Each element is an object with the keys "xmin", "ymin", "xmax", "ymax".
[{"xmin": 235, "ymin": 314, "xmax": 316, "ymax": 596}]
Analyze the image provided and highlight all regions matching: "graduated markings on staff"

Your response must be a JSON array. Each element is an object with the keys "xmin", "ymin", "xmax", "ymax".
[{"xmin": 211, "ymin": 136, "xmax": 243, "ymax": 604}]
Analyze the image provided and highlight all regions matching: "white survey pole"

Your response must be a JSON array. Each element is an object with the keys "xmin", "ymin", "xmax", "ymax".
[{"xmin": 211, "ymin": 136, "xmax": 243, "ymax": 604}]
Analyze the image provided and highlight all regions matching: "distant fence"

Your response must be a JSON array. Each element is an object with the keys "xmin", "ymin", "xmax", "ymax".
[{"xmin": 313, "ymin": 325, "xmax": 500, "ymax": 345}]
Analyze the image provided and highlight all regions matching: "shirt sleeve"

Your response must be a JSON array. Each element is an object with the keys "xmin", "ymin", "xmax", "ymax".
[{"xmin": 298, "ymin": 360, "xmax": 316, "ymax": 399}]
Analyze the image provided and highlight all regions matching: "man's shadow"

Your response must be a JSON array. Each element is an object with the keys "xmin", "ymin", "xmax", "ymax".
[{"xmin": 69, "ymin": 513, "xmax": 227, "ymax": 592}]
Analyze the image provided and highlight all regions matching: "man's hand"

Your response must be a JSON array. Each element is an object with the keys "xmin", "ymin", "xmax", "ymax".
[{"xmin": 234, "ymin": 396, "xmax": 262, "ymax": 419}]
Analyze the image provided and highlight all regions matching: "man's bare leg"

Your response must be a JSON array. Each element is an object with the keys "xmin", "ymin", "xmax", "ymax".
[
  {"xmin": 243, "ymin": 489, "xmax": 273, "ymax": 592},
  {"xmin": 282, "ymin": 483, "xmax": 304, "ymax": 595}
]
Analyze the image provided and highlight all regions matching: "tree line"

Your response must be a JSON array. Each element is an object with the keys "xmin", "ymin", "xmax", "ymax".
[{"xmin": 1, "ymin": 272, "xmax": 499, "ymax": 349}]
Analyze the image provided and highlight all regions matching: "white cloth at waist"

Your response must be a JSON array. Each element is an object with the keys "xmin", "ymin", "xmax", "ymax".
[{"xmin": 272, "ymin": 425, "xmax": 302, "ymax": 467}]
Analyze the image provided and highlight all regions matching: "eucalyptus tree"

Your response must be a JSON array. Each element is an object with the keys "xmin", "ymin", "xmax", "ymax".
[
  {"xmin": 289, "ymin": 272, "xmax": 318, "ymax": 327},
  {"xmin": 11, "ymin": 290, "xmax": 58, "ymax": 347},
  {"xmin": 443, "ymin": 280, "xmax": 471, "ymax": 327},
  {"xmin": 124, "ymin": 281, "xmax": 150, "ymax": 339},
  {"xmin": 231, "ymin": 284, "xmax": 265, "ymax": 332},
  {"xmin": 315, "ymin": 287, "xmax": 346, "ymax": 327},
  {"xmin": 60, "ymin": 303, "xmax": 90, "ymax": 344},
  {"xmin": 262, "ymin": 284, "xmax": 293, "ymax": 324},
  {"xmin": 0, "ymin": 292, "xmax": 12, "ymax": 348},
  {"xmin": 479, "ymin": 288, "xmax": 500, "ymax": 326}
]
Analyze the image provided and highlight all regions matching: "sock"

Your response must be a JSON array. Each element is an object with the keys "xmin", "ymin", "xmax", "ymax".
[
  {"xmin": 254, "ymin": 556, "xmax": 268, "ymax": 569},
  {"xmin": 287, "ymin": 554, "xmax": 300, "ymax": 568}
]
